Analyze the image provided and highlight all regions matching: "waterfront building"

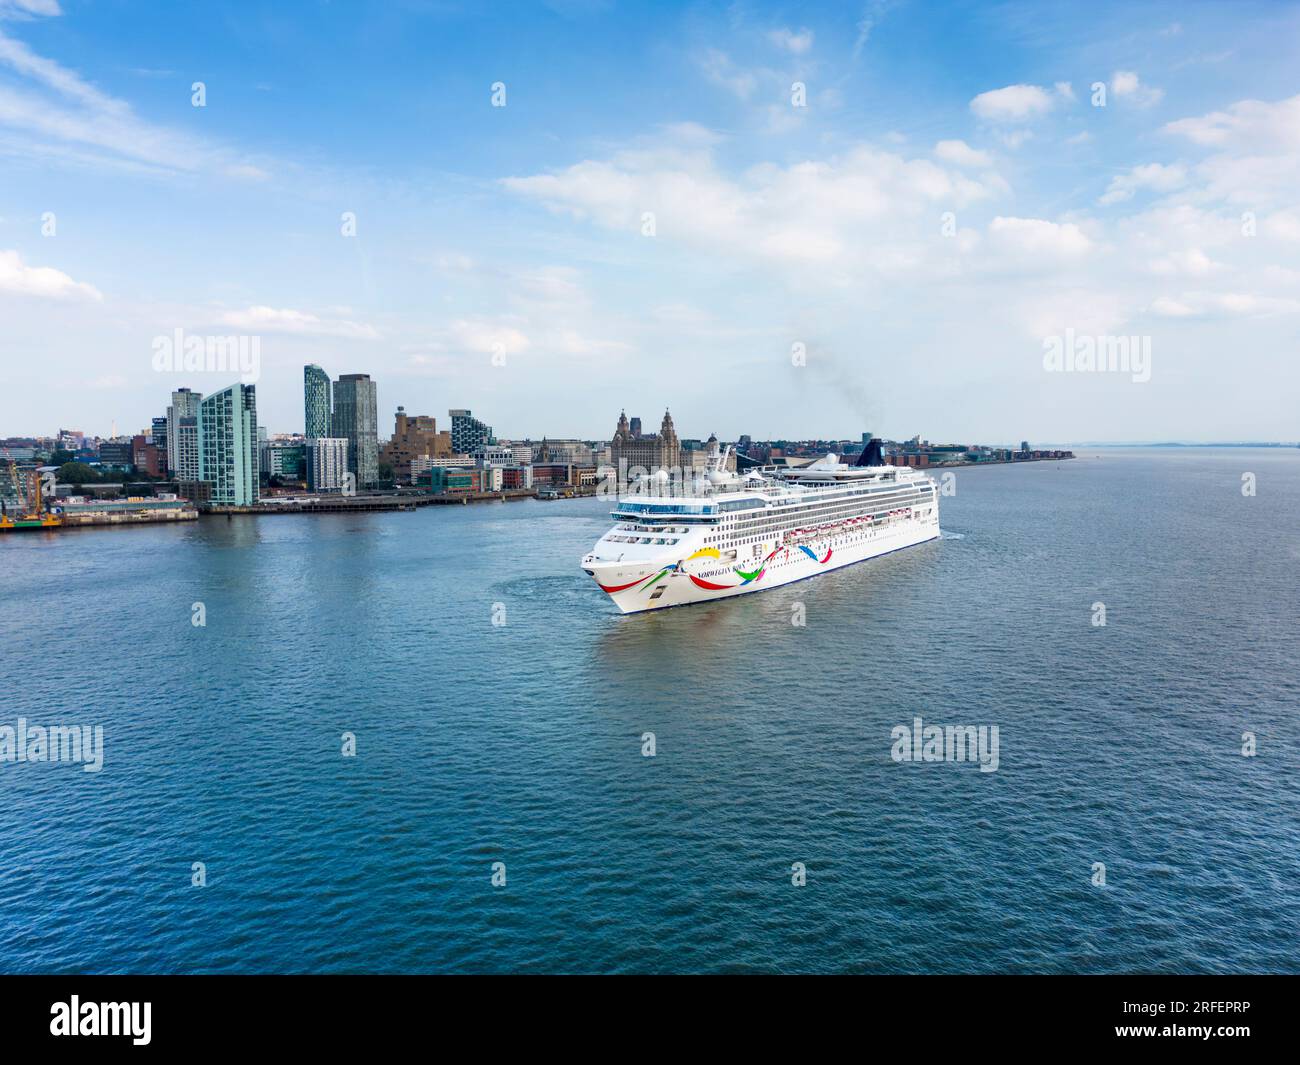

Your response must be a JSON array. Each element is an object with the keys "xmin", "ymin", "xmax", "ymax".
[
  {"xmin": 533, "ymin": 438, "xmax": 593, "ymax": 465},
  {"xmin": 97, "ymin": 440, "xmax": 134, "ymax": 468},
  {"xmin": 419, "ymin": 466, "xmax": 481, "ymax": 493},
  {"xmin": 449, "ymin": 409, "xmax": 492, "ymax": 454},
  {"xmin": 409, "ymin": 454, "xmax": 473, "ymax": 480},
  {"xmin": 260, "ymin": 438, "xmax": 306, "ymax": 481},
  {"xmin": 610, "ymin": 409, "xmax": 680, "ymax": 473},
  {"xmin": 198, "ymin": 384, "xmax": 259, "ymax": 506},
  {"xmin": 167, "ymin": 388, "xmax": 201, "ymax": 481},
  {"xmin": 493, "ymin": 442, "xmax": 535, "ymax": 465},
  {"xmin": 473, "ymin": 442, "xmax": 518, "ymax": 467},
  {"xmin": 54, "ymin": 496, "xmax": 197, "ymax": 526},
  {"xmin": 333, "ymin": 373, "xmax": 379, "ymax": 488},
  {"xmin": 304, "ymin": 364, "xmax": 332, "ymax": 439},
  {"xmin": 131, "ymin": 435, "xmax": 165, "ymax": 477},
  {"xmin": 502, "ymin": 465, "xmax": 533, "ymax": 490},
  {"xmin": 532, "ymin": 462, "xmax": 598, "ymax": 487},
  {"xmin": 305, "ymin": 437, "xmax": 349, "ymax": 492},
  {"xmin": 381, "ymin": 407, "xmax": 451, "ymax": 482}
]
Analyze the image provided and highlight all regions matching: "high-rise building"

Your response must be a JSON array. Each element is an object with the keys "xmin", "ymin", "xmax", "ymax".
[
  {"xmin": 304, "ymin": 364, "xmax": 332, "ymax": 439},
  {"xmin": 629, "ymin": 417, "xmax": 642, "ymax": 439},
  {"xmin": 333, "ymin": 374, "xmax": 379, "ymax": 488},
  {"xmin": 305, "ymin": 437, "xmax": 349, "ymax": 492},
  {"xmin": 199, "ymin": 384, "xmax": 259, "ymax": 506},
  {"xmin": 167, "ymin": 388, "xmax": 201, "ymax": 482},
  {"xmin": 381, "ymin": 407, "xmax": 451, "ymax": 482},
  {"xmin": 450, "ymin": 409, "xmax": 492, "ymax": 454},
  {"xmin": 151, "ymin": 416, "xmax": 169, "ymax": 469}
]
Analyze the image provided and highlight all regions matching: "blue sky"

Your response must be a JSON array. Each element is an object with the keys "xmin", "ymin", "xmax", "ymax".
[{"xmin": 1, "ymin": 0, "xmax": 1298, "ymax": 443}]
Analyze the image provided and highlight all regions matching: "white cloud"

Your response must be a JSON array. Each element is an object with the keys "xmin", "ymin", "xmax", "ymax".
[
  {"xmin": 0, "ymin": 1, "xmax": 62, "ymax": 18},
  {"xmin": 0, "ymin": 248, "xmax": 101, "ymax": 300},
  {"xmin": 986, "ymin": 216, "xmax": 1093, "ymax": 258},
  {"xmin": 87, "ymin": 374, "xmax": 127, "ymax": 389},
  {"xmin": 1265, "ymin": 210, "xmax": 1300, "ymax": 242},
  {"xmin": 401, "ymin": 311, "xmax": 632, "ymax": 373},
  {"xmin": 447, "ymin": 318, "xmax": 530, "ymax": 356},
  {"xmin": 513, "ymin": 265, "xmax": 587, "ymax": 306},
  {"xmin": 1110, "ymin": 71, "xmax": 1164, "ymax": 107},
  {"xmin": 1148, "ymin": 248, "xmax": 1217, "ymax": 276},
  {"xmin": 852, "ymin": 0, "xmax": 895, "ymax": 61},
  {"xmin": 1150, "ymin": 296, "xmax": 1196, "ymax": 317},
  {"xmin": 699, "ymin": 49, "xmax": 758, "ymax": 101},
  {"xmin": 997, "ymin": 128, "xmax": 1033, "ymax": 150},
  {"xmin": 503, "ymin": 135, "xmax": 1008, "ymax": 278},
  {"xmin": 1150, "ymin": 292, "xmax": 1300, "ymax": 317},
  {"xmin": 1161, "ymin": 95, "xmax": 1300, "ymax": 208},
  {"xmin": 1163, "ymin": 94, "xmax": 1300, "ymax": 151},
  {"xmin": 223, "ymin": 163, "xmax": 271, "ymax": 182},
  {"xmin": 1208, "ymin": 292, "xmax": 1300, "ymax": 315},
  {"xmin": 1099, "ymin": 162, "xmax": 1187, "ymax": 205},
  {"xmin": 934, "ymin": 139, "xmax": 993, "ymax": 168},
  {"xmin": 767, "ymin": 27, "xmax": 813, "ymax": 55},
  {"xmin": 1055, "ymin": 81, "xmax": 1076, "ymax": 101},
  {"xmin": 218, "ymin": 306, "xmax": 380, "ymax": 339},
  {"xmin": 0, "ymin": 28, "xmax": 271, "ymax": 178},
  {"xmin": 970, "ymin": 84, "xmax": 1055, "ymax": 122}
]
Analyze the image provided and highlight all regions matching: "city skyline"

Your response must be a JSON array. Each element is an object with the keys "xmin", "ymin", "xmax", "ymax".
[{"xmin": 2, "ymin": 2, "xmax": 1300, "ymax": 441}]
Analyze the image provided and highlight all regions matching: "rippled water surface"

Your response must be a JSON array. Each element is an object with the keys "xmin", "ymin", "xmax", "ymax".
[{"xmin": 1, "ymin": 448, "xmax": 1298, "ymax": 973}]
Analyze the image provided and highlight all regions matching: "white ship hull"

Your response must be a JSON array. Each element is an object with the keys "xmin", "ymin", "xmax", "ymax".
[
  {"xmin": 599, "ymin": 514, "xmax": 939, "ymax": 614},
  {"xmin": 583, "ymin": 447, "xmax": 941, "ymax": 614}
]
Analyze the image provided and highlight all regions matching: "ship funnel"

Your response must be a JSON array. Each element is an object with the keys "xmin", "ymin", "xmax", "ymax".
[{"xmin": 856, "ymin": 438, "xmax": 884, "ymax": 467}]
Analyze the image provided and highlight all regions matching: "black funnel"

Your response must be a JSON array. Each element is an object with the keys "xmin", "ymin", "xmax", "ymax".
[{"xmin": 856, "ymin": 438, "xmax": 883, "ymax": 467}]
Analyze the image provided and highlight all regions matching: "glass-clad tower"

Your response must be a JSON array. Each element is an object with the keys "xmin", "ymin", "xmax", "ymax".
[
  {"xmin": 333, "ymin": 373, "xmax": 379, "ymax": 488},
  {"xmin": 199, "ymin": 384, "xmax": 259, "ymax": 506},
  {"xmin": 304, "ymin": 364, "xmax": 332, "ymax": 439}
]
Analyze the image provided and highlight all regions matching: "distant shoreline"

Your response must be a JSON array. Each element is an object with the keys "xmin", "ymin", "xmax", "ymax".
[{"xmin": 1064, "ymin": 442, "xmax": 1299, "ymax": 449}]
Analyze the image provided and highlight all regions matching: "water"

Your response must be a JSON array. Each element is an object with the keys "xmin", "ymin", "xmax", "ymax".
[{"xmin": 1, "ymin": 448, "xmax": 1298, "ymax": 973}]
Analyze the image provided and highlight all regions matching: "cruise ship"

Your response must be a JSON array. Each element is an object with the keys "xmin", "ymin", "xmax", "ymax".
[{"xmin": 581, "ymin": 439, "xmax": 940, "ymax": 613}]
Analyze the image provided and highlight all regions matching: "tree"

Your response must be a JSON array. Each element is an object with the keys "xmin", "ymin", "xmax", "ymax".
[{"xmin": 58, "ymin": 462, "xmax": 99, "ymax": 484}]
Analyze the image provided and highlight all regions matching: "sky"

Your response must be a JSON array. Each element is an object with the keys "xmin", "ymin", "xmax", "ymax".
[{"xmin": 0, "ymin": 0, "xmax": 1298, "ymax": 444}]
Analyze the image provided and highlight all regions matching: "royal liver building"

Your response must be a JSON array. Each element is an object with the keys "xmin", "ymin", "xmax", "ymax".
[{"xmin": 610, "ymin": 409, "xmax": 681, "ymax": 473}]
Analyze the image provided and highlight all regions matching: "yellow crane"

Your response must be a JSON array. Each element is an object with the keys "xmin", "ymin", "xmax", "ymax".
[{"xmin": 0, "ymin": 448, "xmax": 61, "ymax": 531}]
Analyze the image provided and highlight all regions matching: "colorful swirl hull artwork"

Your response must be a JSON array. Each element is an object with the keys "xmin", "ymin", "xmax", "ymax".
[{"xmin": 599, "ymin": 545, "xmax": 834, "ymax": 596}]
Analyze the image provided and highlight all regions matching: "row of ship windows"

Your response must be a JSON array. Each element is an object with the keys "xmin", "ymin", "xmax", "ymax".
[
  {"xmin": 616, "ymin": 492, "xmax": 928, "ymax": 538},
  {"xmin": 715, "ymin": 483, "xmax": 922, "ymax": 514},
  {"xmin": 705, "ymin": 512, "xmax": 917, "ymax": 546},
  {"xmin": 729, "ymin": 496, "xmax": 925, "ymax": 534}
]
